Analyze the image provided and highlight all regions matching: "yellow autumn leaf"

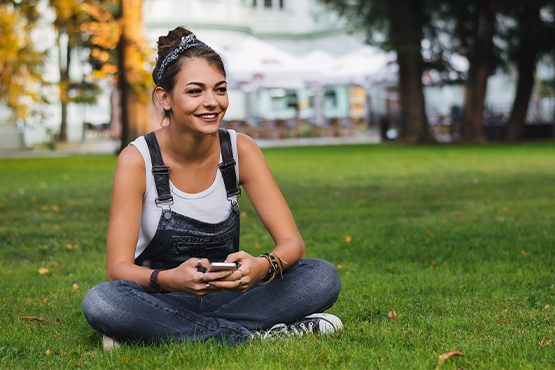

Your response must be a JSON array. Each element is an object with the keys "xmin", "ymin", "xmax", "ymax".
[
  {"xmin": 51, "ymin": 204, "xmax": 60, "ymax": 211},
  {"xmin": 388, "ymin": 310, "xmax": 398, "ymax": 321},
  {"xmin": 521, "ymin": 250, "xmax": 530, "ymax": 257},
  {"xmin": 254, "ymin": 242, "xmax": 261, "ymax": 249},
  {"xmin": 345, "ymin": 235, "xmax": 352, "ymax": 242},
  {"xmin": 38, "ymin": 268, "xmax": 49, "ymax": 275},
  {"xmin": 72, "ymin": 283, "xmax": 79, "ymax": 291}
]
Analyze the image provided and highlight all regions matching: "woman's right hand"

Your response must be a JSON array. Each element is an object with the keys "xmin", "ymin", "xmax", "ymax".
[{"xmin": 160, "ymin": 257, "xmax": 233, "ymax": 296}]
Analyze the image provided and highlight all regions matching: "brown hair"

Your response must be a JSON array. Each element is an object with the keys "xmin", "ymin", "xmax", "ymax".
[{"xmin": 152, "ymin": 27, "xmax": 227, "ymax": 120}]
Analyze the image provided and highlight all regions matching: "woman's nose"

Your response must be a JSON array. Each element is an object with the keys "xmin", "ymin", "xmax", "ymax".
[{"xmin": 203, "ymin": 91, "xmax": 218, "ymax": 108}]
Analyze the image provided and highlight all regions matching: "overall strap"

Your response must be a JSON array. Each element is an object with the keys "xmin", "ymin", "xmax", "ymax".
[
  {"xmin": 218, "ymin": 128, "xmax": 241, "ymax": 199},
  {"xmin": 144, "ymin": 132, "xmax": 173, "ymax": 207}
]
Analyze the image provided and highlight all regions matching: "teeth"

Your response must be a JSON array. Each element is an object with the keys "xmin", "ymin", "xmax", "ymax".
[{"xmin": 198, "ymin": 114, "xmax": 217, "ymax": 118}]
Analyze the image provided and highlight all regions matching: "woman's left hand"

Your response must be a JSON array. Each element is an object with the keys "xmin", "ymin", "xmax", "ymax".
[{"xmin": 207, "ymin": 251, "xmax": 269, "ymax": 293}]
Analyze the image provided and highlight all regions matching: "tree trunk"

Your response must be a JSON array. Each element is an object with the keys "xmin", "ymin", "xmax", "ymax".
[
  {"xmin": 461, "ymin": 0, "xmax": 497, "ymax": 143},
  {"xmin": 119, "ymin": 0, "xmax": 149, "ymax": 151},
  {"xmin": 504, "ymin": 6, "xmax": 540, "ymax": 142},
  {"xmin": 389, "ymin": 0, "xmax": 431, "ymax": 144},
  {"xmin": 397, "ymin": 46, "xmax": 429, "ymax": 144},
  {"xmin": 58, "ymin": 34, "xmax": 71, "ymax": 143}
]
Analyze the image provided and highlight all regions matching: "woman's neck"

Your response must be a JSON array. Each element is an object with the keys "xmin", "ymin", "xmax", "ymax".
[{"xmin": 157, "ymin": 125, "xmax": 219, "ymax": 165}]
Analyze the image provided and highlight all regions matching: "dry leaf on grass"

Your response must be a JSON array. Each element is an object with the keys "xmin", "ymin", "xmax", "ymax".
[
  {"xmin": 38, "ymin": 268, "xmax": 49, "ymax": 275},
  {"xmin": 436, "ymin": 351, "xmax": 464, "ymax": 369},
  {"xmin": 521, "ymin": 250, "xmax": 530, "ymax": 257},
  {"xmin": 388, "ymin": 310, "xmax": 398, "ymax": 321},
  {"xmin": 344, "ymin": 235, "xmax": 352, "ymax": 242},
  {"xmin": 19, "ymin": 316, "xmax": 60, "ymax": 324},
  {"xmin": 72, "ymin": 283, "xmax": 79, "ymax": 291},
  {"xmin": 540, "ymin": 336, "xmax": 548, "ymax": 346}
]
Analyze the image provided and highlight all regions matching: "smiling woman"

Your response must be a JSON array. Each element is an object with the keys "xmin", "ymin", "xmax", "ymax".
[{"xmin": 82, "ymin": 26, "xmax": 342, "ymax": 349}]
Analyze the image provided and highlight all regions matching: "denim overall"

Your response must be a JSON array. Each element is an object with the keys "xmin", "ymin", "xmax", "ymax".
[{"xmin": 134, "ymin": 128, "xmax": 241, "ymax": 270}]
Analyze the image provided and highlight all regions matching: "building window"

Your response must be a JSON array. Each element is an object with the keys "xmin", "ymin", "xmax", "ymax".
[{"xmin": 253, "ymin": 0, "xmax": 285, "ymax": 9}]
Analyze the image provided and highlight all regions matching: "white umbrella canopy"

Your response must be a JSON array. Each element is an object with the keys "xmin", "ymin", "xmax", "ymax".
[
  {"xmin": 221, "ymin": 36, "xmax": 322, "ymax": 89},
  {"xmin": 321, "ymin": 45, "xmax": 395, "ymax": 86}
]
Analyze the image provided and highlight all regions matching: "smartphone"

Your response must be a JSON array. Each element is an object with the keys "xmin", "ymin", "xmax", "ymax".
[{"xmin": 207, "ymin": 262, "xmax": 237, "ymax": 272}]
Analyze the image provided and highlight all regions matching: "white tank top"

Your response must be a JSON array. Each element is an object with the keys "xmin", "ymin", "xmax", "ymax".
[{"xmin": 130, "ymin": 130, "xmax": 240, "ymax": 258}]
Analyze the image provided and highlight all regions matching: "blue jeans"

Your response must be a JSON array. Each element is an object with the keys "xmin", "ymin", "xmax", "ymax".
[{"xmin": 82, "ymin": 258, "xmax": 341, "ymax": 345}]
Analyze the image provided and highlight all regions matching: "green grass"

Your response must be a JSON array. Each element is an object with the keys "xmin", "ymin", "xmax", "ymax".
[{"xmin": 1, "ymin": 142, "xmax": 554, "ymax": 369}]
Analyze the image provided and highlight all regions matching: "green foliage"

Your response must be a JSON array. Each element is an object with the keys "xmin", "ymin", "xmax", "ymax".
[
  {"xmin": 1, "ymin": 143, "xmax": 555, "ymax": 368},
  {"xmin": 0, "ymin": 1, "xmax": 47, "ymax": 121}
]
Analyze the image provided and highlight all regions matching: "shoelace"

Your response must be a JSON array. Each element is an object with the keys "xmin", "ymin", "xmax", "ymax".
[{"xmin": 252, "ymin": 319, "xmax": 318, "ymax": 340}]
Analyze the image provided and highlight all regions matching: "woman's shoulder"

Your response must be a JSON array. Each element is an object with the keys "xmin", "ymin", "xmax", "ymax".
[
  {"xmin": 116, "ymin": 139, "xmax": 147, "ymax": 173},
  {"xmin": 236, "ymin": 132, "xmax": 260, "ymax": 155}
]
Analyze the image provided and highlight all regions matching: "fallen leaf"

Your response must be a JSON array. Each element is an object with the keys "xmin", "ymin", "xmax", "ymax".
[
  {"xmin": 240, "ymin": 211, "xmax": 247, "ymax": 218},
  {"xmin": 43, "ymin": 298, "xmax": 48, "ymax": 303},
  {"xmin": 388, "ymin": 310, "xmax": 398, "ymax": 321},
  {"xmin": 45, "ymin": 349, "xmax": 52, "ymax": 356},
  {"xmin": 334, "ymin": 191, "xmax": 340, "ymax": 197},
  {"xmin": 48, "ymin": 262, "xmax": 60, "ymax": 267},
  {"xmin": 521, "ymin": 250, "xmax": 530, "ymax": 257},
  {"xmin": 51, "ymin": 205, "xmax": 60, "ymax": 211},
  {"xmin": 344, "ymin": 235, "xmax": 352, "ymax": 242},
  {"xmin": 72, "ymin": 283, "xmax": 79, "ymax": 291},
  {"xmin": 540, "ymin": 336, "xmax": 548, "ymax": 346},
  {"xmin": 19, "ymin": 316, "xmax": 53, "ymax": 323},
  {"xmin": 38, "ymin": 268, "xmax": 49, "ymax": 275},
  {"xmin": 337, "ymin": 262, "xmax": 343, "ymax": 269},
  {"xmin": 427, "ymin": 230, "xmax": 434, "ymax": 236},
  {"xmin": 436, "ymin": 351, "xmax": 464, "ymax": 369},
  {"xmin": 430, "ymin": 261, "xmax": 437, "ymax": 269},
  {"xmin": 254, "ymin": 242, "xmax": 261, "ymax": 249}
]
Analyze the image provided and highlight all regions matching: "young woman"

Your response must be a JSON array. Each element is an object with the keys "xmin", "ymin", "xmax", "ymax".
[{"xmin": 82, "ymin": 27, "xmax": 341, "ymax": 349}]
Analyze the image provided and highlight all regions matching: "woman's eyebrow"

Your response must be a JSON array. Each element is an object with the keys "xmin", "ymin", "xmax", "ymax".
[{"xmin": 186, "ymin": 80, "xmax": 227, "ymax": 87}]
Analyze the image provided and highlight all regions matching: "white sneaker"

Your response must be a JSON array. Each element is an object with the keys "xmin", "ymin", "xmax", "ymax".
[
  {"xmin": 252, "ymin": 313, "xmax": 343, "ymax": 340},
  {"xmin": 102, "ymin": 334, "xmax": 121, "ymax": 350}
]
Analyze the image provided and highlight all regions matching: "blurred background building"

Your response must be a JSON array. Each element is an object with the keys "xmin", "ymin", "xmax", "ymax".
[{"xmin": 1, "ymin": 0, "xmax": 553, "ymax": 149}]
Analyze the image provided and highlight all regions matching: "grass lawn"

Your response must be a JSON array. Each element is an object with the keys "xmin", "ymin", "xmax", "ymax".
[{"xmin": 0, "ymin": 142, "xmax": 554, "ymax": 369}]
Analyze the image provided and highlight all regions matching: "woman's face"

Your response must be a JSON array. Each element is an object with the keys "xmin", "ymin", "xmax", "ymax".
[{"xmin": 165, "ymin": 58, "xmax": 228, "ymax": 135}]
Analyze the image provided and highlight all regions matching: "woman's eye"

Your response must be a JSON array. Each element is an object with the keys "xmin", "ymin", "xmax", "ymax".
[
  {"xmin": 187, "ymin": 89, "xmax": 202, "ymax": 94},
  {"xmin": 216, "ymin": 87, "xmax": 227, "ymax": 93}
]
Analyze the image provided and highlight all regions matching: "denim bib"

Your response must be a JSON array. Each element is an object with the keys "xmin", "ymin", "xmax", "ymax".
[{"xmin": 134, "ymin": 129, "xmax": 241, "ymax": 270}]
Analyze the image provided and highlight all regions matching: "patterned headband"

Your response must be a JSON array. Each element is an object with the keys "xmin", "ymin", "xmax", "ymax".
[{"xmin": 155, "ymin": 34, "xmax": 210, "ymax": 85}]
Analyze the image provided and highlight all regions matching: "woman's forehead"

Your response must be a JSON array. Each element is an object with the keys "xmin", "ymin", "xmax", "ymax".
[{"xmin": 178, "ymin": 58, "xmax": 226, "ymax": 82}]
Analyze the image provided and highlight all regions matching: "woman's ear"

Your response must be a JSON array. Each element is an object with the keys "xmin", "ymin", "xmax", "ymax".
[{"xmin": 154, "ymin": 87, "xmax": 171, "ymax": 112}]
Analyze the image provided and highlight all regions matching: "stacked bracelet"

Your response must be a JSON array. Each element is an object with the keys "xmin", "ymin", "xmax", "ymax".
[{"xmin": 257, "ymin": 253, "xmax": 287, "ymax": 285}]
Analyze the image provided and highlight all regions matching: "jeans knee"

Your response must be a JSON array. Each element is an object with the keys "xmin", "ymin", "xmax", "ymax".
[
  {"xmin": 82, "ymin": 284, "xmax": 105, "ymax": 326},
  {"xmin": 301, "ymin": 258, "xmax": 341, "ymax": 305},
  {"xmin": 82, "ymin": 281, "xmax": 124, "ymax": 330}
]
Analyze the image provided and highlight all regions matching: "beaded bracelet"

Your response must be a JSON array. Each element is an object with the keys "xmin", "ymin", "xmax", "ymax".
[{"xmin": 257, "ymin": 253, "xmax": 287, "ymax": 285}]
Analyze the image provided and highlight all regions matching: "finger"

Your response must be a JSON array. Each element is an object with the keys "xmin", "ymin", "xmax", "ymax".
[{"xmin": 204, "ymin": 270, "xmax": 233, "ymax": 281}]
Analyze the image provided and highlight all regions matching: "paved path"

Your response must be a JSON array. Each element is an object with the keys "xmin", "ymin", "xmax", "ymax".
[{"xmin": 0, "ymin": 132, "xmax": 381, "ymax": 159}]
